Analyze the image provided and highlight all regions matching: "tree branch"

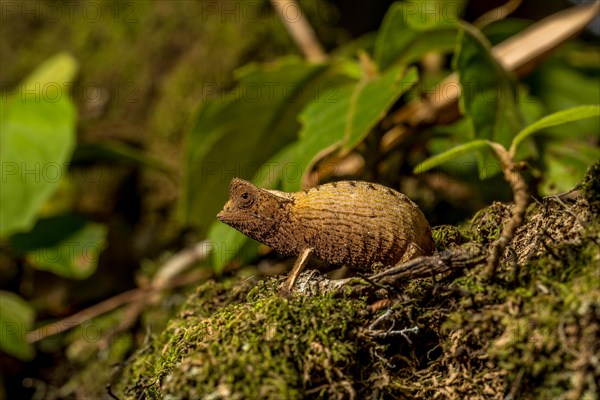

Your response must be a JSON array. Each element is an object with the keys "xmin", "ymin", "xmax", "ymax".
[{"xmin": 270, "ymin": 0, "xmax": 327, "ymax": 62}]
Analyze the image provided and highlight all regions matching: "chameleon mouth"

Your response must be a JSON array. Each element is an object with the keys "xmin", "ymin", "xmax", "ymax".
[
  {"xmin": 216, "ymin": 209, "xmax": 230, "ymax": 223},
  {"xmin": 217, "ymin": 200, "xmax": 233, "ymax": 222},
  {"xmin": 217, "ymin": 202, "xmax": 246, "ymax": 225}
]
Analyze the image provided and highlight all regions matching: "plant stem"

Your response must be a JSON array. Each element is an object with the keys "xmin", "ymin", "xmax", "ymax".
[
  {"xmin": 486, "ymin": 143, "xmax": 529, "ymax": 278},
  {"xmin": 270, "ymin": 0, "xmax": 327, "ymax": 63}
]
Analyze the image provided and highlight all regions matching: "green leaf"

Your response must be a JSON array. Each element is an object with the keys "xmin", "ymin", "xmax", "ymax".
[
  {"xmin": 290, "ymin": 66, "xmax": 419, "ymax": 191},
  {"xmin": 414, "ymin": 139, "xmax": 493, "ymax": 173},
  {"xmin": 344, "ymin": 67, "xmax": 419, "ymax": 150},
  {"xmin": 453, "ymin": 24, "xmax": 523, "ymax": 179},
  {"xmin": 180, "ymin": 58, "xmax": 353, "ymax": 233},
  {"xmin": 541, "ymin": 142, "xmax": 600, "ymax": 195},
  {"xmin": 10, "ymin": 215, "xmax": 107, "ymax": 279},
  {"xmin": 534, "ymin": 56, "xmax": 600, "ymax": 119},
  {"xmin": 481, "ymin": 18, "xmax": 533, "ymax": 46},
  {"xmin": 332, "ymin": 32, "xmax": 378, "ymax": 59},
  {"xmin": 0, "ymin": 54, "xmax": 78, "ymax": 236},
  {"xmin": 510, "ymin": 105, "xmax": 600, "ymax": 156},
  {"xmin": 374, "ymin": 0, "xmax": 462, "ymax": 70},
  {"xmin": 23, "ymin": 52, "xmax": 78, "ymax": 90},
  {"xmin": 0, "ymin": 291, "xmax": 35, "ymax": 360}
]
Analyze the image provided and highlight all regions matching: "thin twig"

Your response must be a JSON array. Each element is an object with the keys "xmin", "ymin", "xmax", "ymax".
[
  {"xmin": 544, "ymin": 184, "xmax": 581, "ymax": 199},
  {"xmin": 270, "ymin": 0, "xmax": 327, "ymax": 62},
  {"xmin": 27, "ymin": 248, "xmax": 212, "ymax": 343},
  {"xmin": 368, "ymin": 309, "xmax": 394, "ymax": 331},
  {"xmin": 474, "ymin": 0, "xmax": 523, "ymax": 29},
  {"xmin": 356, "ymin": 272, "xmax": 396, "ymax": 293},
  {"xmin": 547, "ymin": 195, "xmax": 583, "ymax": 225},
  {"xmin": 370, "ymin": 243, "xmax": 485, "ymax": 283},
  {"xmin": 367, "ymin": 314, "xmax": 420, "ymax": 342},
  {"xmin": 27, "ymin": 288, "xmax": 151, "ymax": 343},
  {"xmin": 486, "ymin": 144, "xmax": 529, "ymax": 278},
  {"xmin": 151, "ymin": 240, "xmax": 211, "ymax": 289},
  {"xmin": 106, "ymin": 384, "xmax": 121, "ymax": 400}
]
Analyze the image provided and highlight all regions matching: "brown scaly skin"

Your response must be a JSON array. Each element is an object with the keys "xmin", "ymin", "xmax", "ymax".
[{"xmin": 217, "ymin": 178, "xmax": 435, "ymax": 292}]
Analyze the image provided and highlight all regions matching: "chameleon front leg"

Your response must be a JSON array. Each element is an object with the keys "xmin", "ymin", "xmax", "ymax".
[{"xmin": 281, "ymin": 247, "xmax": 314, "ymax": 297}]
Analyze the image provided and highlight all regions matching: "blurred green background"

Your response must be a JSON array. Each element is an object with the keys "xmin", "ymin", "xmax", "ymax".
[{"xmin": 0, "ymin": 1, "xmax": 598, "ymax": 398}]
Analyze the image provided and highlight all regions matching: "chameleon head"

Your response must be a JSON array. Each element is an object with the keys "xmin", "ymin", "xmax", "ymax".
[
  {"xmin": 217, "ymin": 178, "xmax": 259, "ymax": 225},
  {"xmin": 217, "ymin": 178, "xmax": 287, "ymax": 242}
]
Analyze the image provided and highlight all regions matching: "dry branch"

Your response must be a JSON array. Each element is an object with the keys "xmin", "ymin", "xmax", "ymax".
[
  {"xmin": 270, "ymin": 0, "xmax": 327, "ymax": 62},
  {"xmin": 370, "ymin": 243, "xmax": 485, "ymax": 284},
  {"xmin": 27, "ymin": 243, "xmax": 212, "ymax": 343},
  {"xmin": 485, "ymin": 144, "xmax": 529, "ymax": 278}
]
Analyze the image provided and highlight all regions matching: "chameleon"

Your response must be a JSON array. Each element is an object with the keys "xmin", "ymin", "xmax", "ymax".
[{"xmin": 217, "ymin": 178, "xmax": 435, "ymax": 295}]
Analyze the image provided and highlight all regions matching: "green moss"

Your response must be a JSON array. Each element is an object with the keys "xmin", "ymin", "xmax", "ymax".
[
  {"xmin": 488, "ymin": 239, "xmax": 600, "ymax": 399},
  {"xmin": 467, "ymin": 201, "xmax": 511, "ymax": 243},
  {"xmin": 431, "ymin": 225, "xmax": 468, "ymax": 251},
  {"xmin": 581, "ymin": 161, "xmax": 600, "ymax": 213},
  {"xmin": 118, "ymin": 279, "xmax": 368, "ymax": 399},
  {"xmin": 429, "ymin": 206, "xmax": 600, "ymax": 399}
]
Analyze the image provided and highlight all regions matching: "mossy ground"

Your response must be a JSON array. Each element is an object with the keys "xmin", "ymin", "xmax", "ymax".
[
  {"xmin": 117, "ymin": 279, "xmax": 367, "ymax": 399},
  {"xmin": 110, "ymin": 164, "xmax": 599, "ymax": 399}
]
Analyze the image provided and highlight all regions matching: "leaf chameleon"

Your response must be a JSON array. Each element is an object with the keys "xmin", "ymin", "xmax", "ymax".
[{"xmin": 218, "ymin": 178, "xmax": 435, "ymax": 294}]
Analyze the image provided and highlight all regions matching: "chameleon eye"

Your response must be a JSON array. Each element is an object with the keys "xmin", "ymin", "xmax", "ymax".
[
  {"xmin": 236, "ymin": 190, "xmax": 255, "ymax": 209},
  {"xmin": 229, "ymin": 179, "xmax": 258, "ymax": 209}
]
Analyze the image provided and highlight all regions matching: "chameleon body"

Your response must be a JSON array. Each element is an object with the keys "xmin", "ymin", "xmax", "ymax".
[{"xmin": 217, "ymin": 178, "xmax": 435, "ymax": 277}]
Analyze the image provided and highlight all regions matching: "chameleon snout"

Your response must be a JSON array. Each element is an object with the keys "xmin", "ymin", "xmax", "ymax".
[{"xmin": 217, "ymin": 200, "xmax": 234, "ymax": 222}]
